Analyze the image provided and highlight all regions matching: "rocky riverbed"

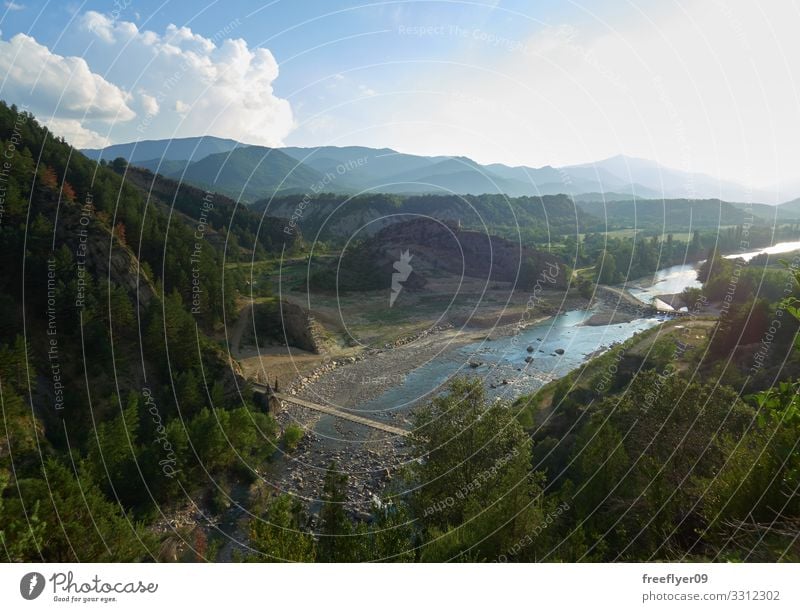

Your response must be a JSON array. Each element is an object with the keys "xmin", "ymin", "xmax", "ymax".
[
  {"xmin": 264, "ymin": 315, "xmax": 572, "ymax": 515},
  {"xmin": 268, "ymin": 405, "xmax": 409, "ymax": 518}
]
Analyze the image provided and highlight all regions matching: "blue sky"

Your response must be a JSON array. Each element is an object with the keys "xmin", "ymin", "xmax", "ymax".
[{"xmin": 1, "ymin": 1, "xmax": 798, "ymax": 193}]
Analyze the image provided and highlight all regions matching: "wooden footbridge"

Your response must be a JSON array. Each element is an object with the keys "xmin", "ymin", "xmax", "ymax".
[{"xmin": 251, "ymin": 382, "xmax": 410, "ymax": 437}]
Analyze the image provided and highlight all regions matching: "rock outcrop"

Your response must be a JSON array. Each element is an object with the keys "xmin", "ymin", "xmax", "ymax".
[{"xmin": 57, "ymin": 197, "xmax": 157, "ymax": 306}]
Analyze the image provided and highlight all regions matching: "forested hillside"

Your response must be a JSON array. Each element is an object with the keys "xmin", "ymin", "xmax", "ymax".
[
  {"xmin": 0, "ymin": 101, "xmax": 283, "ymax": 561},
  {"xmin": 306, "ymin": 217, "xmax": 569, "ymax": 293},
  {"xmin": 257, "ymin": 191, "xmax": 597, "ymax": 244},
  {"xmin": 511, "ymin": 253, "xmax": 800, "ymax": 561}
]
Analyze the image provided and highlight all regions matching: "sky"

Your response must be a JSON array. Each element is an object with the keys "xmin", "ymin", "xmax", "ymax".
[{"xmin": 1, "ymin": 0, "xmax": 799, "ymax": 196}]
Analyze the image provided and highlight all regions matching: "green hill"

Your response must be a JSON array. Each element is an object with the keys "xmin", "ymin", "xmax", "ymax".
[
  {"xmin": 175, "ymin": 145, "xmax": 327, "ymax": 201},
  {"xmin": 575, "ymin": 197, "xmax": 786, "ymax": 230},
  {"xmin": 256, "ymin": 192, "xmax": 597, "ymax": 243},
  {"xmin": 0, "ymin": 100, "xmax": 282, "ymax": 561}
]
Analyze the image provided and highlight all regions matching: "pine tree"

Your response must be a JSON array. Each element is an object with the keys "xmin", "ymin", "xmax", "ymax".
[
  {"xmin": 249, "ymin": 495, "xmax": 316, "ymax": 562},
  {"xmin": 318, "ymin": 462, "xmax": 354, "ymax": 562}
]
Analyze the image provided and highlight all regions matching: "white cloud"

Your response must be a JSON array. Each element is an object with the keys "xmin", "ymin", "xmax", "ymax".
[
  {"xmin": 0, "ymin": 11, "xmax": 292, "ymax": 150},
  {"xmin": 42, "ymin": 117, "xmax": 108, "ymax": 148},
  {"xmin": 140, "ymin": 92, "xmax": 159, "ymax": 116},
  {"xmin": 0, "ymin": 33, "xmax": 135, "ymax": 121},
  {"xmin": 76, "ymin": 11, "xmax": 293, "ymax": 147},
  {"xmin": 81, "ymin": 10, "xmax": 115, "ymax": 43},
  {"xmin": 174, "ymin": 100, "xmax": 190, "ymax": 115},
  {"xmin": 4, "ymin": 2, "xmax": 24, "ymax": 11}
]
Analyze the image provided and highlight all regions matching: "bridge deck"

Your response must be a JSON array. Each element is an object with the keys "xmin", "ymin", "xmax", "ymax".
[{"xmin": 267, "ymin": 390, "xmax": 410, "ymax": 437}]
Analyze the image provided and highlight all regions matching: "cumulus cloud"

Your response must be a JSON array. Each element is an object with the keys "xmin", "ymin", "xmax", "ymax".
[
  {"xmin": 77, "ymin": 11, "xmax": 294, "ymax": 146},
  {"xmin": 174, "ymin": 100, "xmax": 190, "ymax": 116},
  {"xmin": 81, "ymin": 9, "xmax": 116, "ymax": 43},
  {"xmin": 0, "ymin": 11, "xmax": 293, "ymax": 149},
  {"xmin": 41, "ymin": 117, "xmax": 109, "ymax": 148},
  {"xmin": 0, "ymin": 33, "xmax": 135, "ymax": 121},
  {"xmin": 140, "ymin": 92, "xmax": 159, "ymax": 116}
]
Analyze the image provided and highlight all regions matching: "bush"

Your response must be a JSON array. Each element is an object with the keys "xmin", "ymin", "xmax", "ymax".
[{"xmin": 282, "ymin": 424, "xmax": 304, "ymax": 451}]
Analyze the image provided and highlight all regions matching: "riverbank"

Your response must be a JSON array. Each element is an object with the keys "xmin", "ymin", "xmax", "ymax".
[
  {"xmin": 262, "ymin": 300, "xmax": 664, "ymax": 515},
  {"xmin": 239, "ymin": 287, "xmax": 588, "ymax": 390},
  {"xmin": 249, "ymin": 244, "xmax": 799, "ymax": 520},
  {"xmin": 251, "ymin": 294, "xmax": 589, "ymax": 515},
  {"xmin": 239, "ymin": 262, "xmax": 711, "ymax": 518}
]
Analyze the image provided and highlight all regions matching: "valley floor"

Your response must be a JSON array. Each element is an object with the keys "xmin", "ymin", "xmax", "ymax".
[
  {"xmin": 232, "ymin": 285, "xmax": 595, "ymax": 514},
  {"xmin": 230, "ymin": 266, "xmax": 720, "ymax": 521}
]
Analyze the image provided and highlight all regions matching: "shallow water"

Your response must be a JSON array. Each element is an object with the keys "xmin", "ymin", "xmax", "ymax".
[
  {"xmin": 340, "ymin": 309, "xmax": 665, "ymax": 424},
  {"xmin": 723, "ymin": 240, "xmax": 800, "ymax": 262},
  {"xmin": 314, "ymin": 248, "xmax": 800, "ymax": 435},
  {"xmin": 304, "ymin": 245, "xmax": 799, "ymax": 456},
  {"xmin": 626, "ymin": 262, "xmax": 701, "ymax": 304}
]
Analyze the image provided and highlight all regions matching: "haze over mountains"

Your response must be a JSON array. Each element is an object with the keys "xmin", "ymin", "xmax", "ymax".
[{"xmin": 83, "ymin": 136, "xmax": 790, "ymax": 205}]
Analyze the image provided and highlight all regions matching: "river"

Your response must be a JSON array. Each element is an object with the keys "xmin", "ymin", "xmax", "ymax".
[
  {"xmin": 310, "ymin": 240, "xmax": 800, "ymax": 436},
  {"xmin": 277, "ymin": 242, "xmax": 799, "ymax": 511},
  {"xmin": 346, "ymin": 310, "xmax": 664, "ymax": 418},
  {"xmin": 320, "ymin": 267, "xmax": 698, "ymax": 431},
  {"xmin": 626, "ymin": 262, "xmax": 702, "ymax": 309},
  {"xmin": 723, "ymin": 240, "xmax": 800, "ymax": 262}
]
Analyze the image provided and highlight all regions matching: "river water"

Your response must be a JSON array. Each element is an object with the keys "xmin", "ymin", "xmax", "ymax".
[
  {"xmin": 626, "ymin": 262, "xmax": 702, "ymax": 309},
  {"xmin": 349, "ymin": 310, "xmax": 665, "ymax": 423},
  {"xmin": 342, "ymin": 272, "xmax": 697, "ymax": 425},
  {"xmin": 327, "ymin": 241, "xmax": 800, "ymax": 428},
  {"xmin": 280, "ymin": 243, "xmax": 799, "ymax": 511},
  {"xmin": 723, "ymin": 240, "xmax": 800, "ymax": 262}
]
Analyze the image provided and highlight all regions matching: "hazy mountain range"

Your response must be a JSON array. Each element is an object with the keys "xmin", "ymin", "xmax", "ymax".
[{"xmin": 83, "ymin": 136, "xmax": 793, "ymax": 205}]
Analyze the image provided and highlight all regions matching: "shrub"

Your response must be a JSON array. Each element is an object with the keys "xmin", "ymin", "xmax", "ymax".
[{"xmin": 282, "ymin": 424, "xmax": 304, "ymax": 451}]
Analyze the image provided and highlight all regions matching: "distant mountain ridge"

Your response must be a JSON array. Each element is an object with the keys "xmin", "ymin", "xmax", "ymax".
[
  {"xmin": 82, "ymin": 138, "xmax": 796, "ymax": 204},
  {"xmin": 83, "ymin": 136, "xmax": 243, "ymax": 164},
  {"xmin": 168, "ymin": 146, "xmax": 326, "ymax": 201}
]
